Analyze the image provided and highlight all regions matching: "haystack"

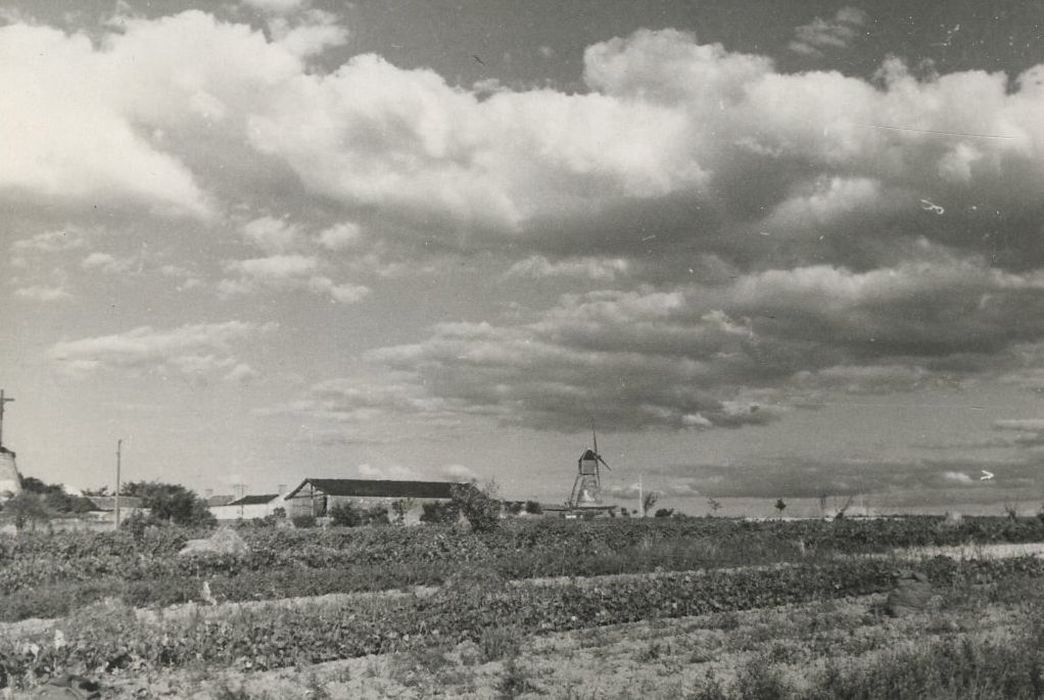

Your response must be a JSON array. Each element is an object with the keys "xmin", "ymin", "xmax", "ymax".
[{"xmin": 178, "ymin": 527, "xmax": 250, "ymax": 556}]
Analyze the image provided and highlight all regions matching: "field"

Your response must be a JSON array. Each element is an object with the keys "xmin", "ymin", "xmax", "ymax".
[{"xmin": 3, "ymin": 516, "xmax": 1044, "ymax": 698}]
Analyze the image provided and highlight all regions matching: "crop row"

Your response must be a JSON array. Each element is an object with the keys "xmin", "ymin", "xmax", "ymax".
[
  {"xmin": 3, "ymin": 555, "xmax": 1044, "ymax": 690},
  {"xmin": 4, "ymin": 515, "xmax": 1044, "ymax": 578}
]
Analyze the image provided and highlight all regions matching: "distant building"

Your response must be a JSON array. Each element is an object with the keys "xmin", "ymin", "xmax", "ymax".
[
  {"xmin": 83, "ymin": 495, "xmax": 146, "ymax": 520},
  {"xmin": 211, "ymin": 494, "xmax": 284, "ymax": 521},
  {"xmin": 284, "ymin": 478, "xmax": 463, "ymax": 524}
]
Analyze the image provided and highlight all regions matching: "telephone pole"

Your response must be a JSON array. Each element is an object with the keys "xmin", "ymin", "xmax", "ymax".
[
  {"xmin": 0, "ymin": 390, "xmax": 14, "ymax": 449},
  {"xmin": 638, "ymin": 474, "xmax": 643, "ymax": 518},
  {"xmin": 115, "ymin": 439, "xmax": 123, "ymax": 530}
]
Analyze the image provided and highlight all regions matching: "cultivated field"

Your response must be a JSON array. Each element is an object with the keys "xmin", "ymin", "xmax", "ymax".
[{"xmin": 3, "ymin": 516, "xmax": 1044, "ymax": 698}]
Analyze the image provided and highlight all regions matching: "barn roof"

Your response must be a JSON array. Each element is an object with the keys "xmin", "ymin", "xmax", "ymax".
[
  {"xmin": 285, "ymin": 478, "xmax": 464, "ymax": 500},
  {"xmin": 225, "ymin": 494, "xmax": 281, "ymax": 506}
]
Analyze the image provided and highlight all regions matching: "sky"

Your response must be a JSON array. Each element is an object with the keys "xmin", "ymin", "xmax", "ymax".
[{"xmin": 3, "ymin": 0, "xmax": 1044, "ymax": 515}]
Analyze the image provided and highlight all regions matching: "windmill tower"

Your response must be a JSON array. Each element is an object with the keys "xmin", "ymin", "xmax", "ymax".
[
  {"xmin": 0, "ymin": 390, "xmax": 22, "ymax": 500},
  {"xmin": 569, "ymin": 427, "xmax": 611, "ymax": 508}
]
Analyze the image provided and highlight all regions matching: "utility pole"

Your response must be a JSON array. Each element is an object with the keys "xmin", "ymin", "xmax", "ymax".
[
  {"xmin": 115, "ymin": 439, "xmax": 122, "ymax": 530},
  {"xmin": 0, "ymin": 390, "xmax": 14, "ymax": 449},
  {"xmin": 638, "ymin": 474, "xmax": 643, "ymax": 518}
]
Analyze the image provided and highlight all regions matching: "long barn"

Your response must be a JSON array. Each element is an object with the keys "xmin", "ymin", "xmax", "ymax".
[{"xmin": 283, "ymin": 478, "xmax": 464, "ymax": 524}]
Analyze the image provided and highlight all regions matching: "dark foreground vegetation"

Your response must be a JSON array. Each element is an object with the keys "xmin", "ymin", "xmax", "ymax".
[
  {"xmin": 2, "ymin": 515, "xmax": 1044, "ymax": 621},
  {"xmin": 3, "ymin": 515, "xmax": 1044, "ymax": 693}
]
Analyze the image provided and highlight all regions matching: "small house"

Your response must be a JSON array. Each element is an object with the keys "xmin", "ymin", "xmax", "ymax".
[
  {"xmin": 284, "ymin": 478, "xmax": 464, "ymax": 525},
  {"xmin": 83, "ymin": 495, "xmax": 146, "ymax": 524},
  {"xmin": 211, "ymin": 494, "xmax": 284, "ymax": 521}
]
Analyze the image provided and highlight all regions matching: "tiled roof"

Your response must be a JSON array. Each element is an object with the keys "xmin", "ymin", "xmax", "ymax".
[
  {"xmin": 286, "ymin": 478, "xmax": 464, "ymax": 500},
  {"xmin": 224, "ymin": 494, "xmax": 281, "ymax": 506},
  {"xmin": 206, "ymin": 494, "xmax": 236, "ymax": 506}
]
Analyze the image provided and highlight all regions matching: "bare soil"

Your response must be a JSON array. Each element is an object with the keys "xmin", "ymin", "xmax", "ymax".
[{"xmin": 80, "ymin": 591, "xmax": 1027, "ymax": 699}]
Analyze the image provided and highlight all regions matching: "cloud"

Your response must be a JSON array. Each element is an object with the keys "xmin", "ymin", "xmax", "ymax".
[
  {"xmin": 318, "ymin": 222, "xmax": 363, "ymax": 251},
  {"xmin": 319, "ymin": 279, "xmax": 371, "ymax": 304},
  {"xmin": 9, "ymin": 15, "xmax": 1044, "ymax": 440},
  {"xmin": 993, "ymin": 419, "xmax": 1044, "ymax": 432},
  {"xmin": 240, "ymin": 216, "xmax": 303, "ymax": 254},
  {"xmin": 267, "ymin": 9, "xmax": 348, "ymax": 58},
  {"xmin": 650, "ymin": 454, "xmax": 1029, "ymax": 500},
  {"xmin": 442, "ymin": 464, "xmax": 477, "ymax": 481},
  {"xmin": 605, "ymin": 479, "xmax": 701, "ymax": 499},
  {"xmin": 81, "ymin": 252, "xmax": 135, "ymax": 274},
  {"xmin": 505, "ymin": 256, "xmax": 630, "ymax": 281},
  {"xmin": 11, "ymin": 229, "xmax": 87, "ymax": 255},
  {"xmin": 360, "ymin": 253, "xmax": 1044, "ymax": 431},
  {"xmin": 942, "ymin": 471, "xmax": 976, "ymax": 485},
  {"xmin": 284, "ymin": 377, "xmax": 454, "ymax": 423},
  {"xmin": 0, "ymin": 23, "xmax": 211, "ymax": 217},
  {"xmin": 47, "ymin": 320, "xmax": 276, "ymax": 379},
  {"xmin": 224, "ymin": 362, "xmax": 260, "ymax": 384},
  {"xmin": 7, "ymin": 17, "xmax": 1044, "ymax": 270},
  {"xmin": 218, "ymin": 246, "xmax": 370, "ymax": 302},
  {"xmin": 241, "ymin": 0, "xmax": 309, "ymax": 15},
  {"xmin": 13, "ymin": 285, "xmax": 73, "ymax": 302},
  {"xmin": 357, "ymin": 463, "xmax": 421, "ymax": 480},
  {"xmin": 789, "ymin": 7, "xmax": 868, "ymax": 57},
  {"xmin": 353, "ymin": 462, "xmax": 475, "ymax": 482}
]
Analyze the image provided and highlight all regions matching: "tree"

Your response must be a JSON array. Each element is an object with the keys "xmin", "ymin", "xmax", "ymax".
[
  {"xmin": 707, "ymin": 497, "xmax": 722, "ymax": 516},
  {"xmin": 126, "ymin": 481, "xmax": 215, "ymax": 527},
  {"xmin": 654, "ymin": 507, "xmax": 675, "ymax": 518},
  {"xmin": 450, "ymin": 480, "xmax": 501, "ymax": 533},
  {"xmin": 1, "ymin": 492, "xmax": 51, "ymax": 531},
  {"xmin": 775, "ymin": 498, "xmax": 787, "ymax": 517},
  {"xmin": 390, "ymin": 499, "xmax": 415, "ymax": 524},
  {"xmin": 524, "ymin": 500, "xmax": 543, "ymax": 515},
  {"xmin": 20, "ymin": 477, "xmax": 94, "ymax": 514},
  {"xmin": 641, "ymin": 492, "xmax": 659, "ymax": 518}
]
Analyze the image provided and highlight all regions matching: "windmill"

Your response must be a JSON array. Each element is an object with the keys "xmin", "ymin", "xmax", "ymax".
[{"xmin": 569, "ymin": 426, "xmax": 611, "ymax": 508}]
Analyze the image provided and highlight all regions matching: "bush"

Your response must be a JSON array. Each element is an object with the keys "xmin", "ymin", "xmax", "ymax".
[
  {"xmin": 330, "ymin": 503, "xmax": 390, "ymax": 527},
  {"xmin": 420, "ymin": 501, "xmax": 458, "ymax": 524},
  {"xmin": 292, "ymin": 515, "xmax": 317, "ymax": 529},
  {"xmin": 451, "ymin": 481, "xmax": 501, "ymax": 533},
  {"xmin": 329, "ymin": 502, "xmax": 361, "ymax": 527}
]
